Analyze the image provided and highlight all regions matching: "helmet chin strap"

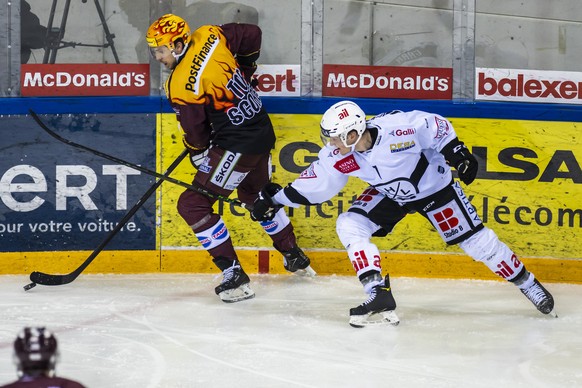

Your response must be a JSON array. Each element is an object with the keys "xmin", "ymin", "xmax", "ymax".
[
  {"xmin": 341, "ymin": 132, "xmax": 364, "ymax": 152},
  {"xmin": 172, "ymin": 42, "xmax": 189, "ymax": 61}
]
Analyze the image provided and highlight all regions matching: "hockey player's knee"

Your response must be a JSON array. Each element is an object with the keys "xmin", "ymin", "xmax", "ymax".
[
  {"xmin": 177, "ymin": 189, "xmax": 213, "ymax": 227},
  {"xmin": 336, "ymin": 212, "xmax": 379, "ymax": 248}
]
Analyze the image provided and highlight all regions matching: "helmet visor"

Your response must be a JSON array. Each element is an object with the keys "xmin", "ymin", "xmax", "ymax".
[
  {"xmin": 149, "ymin": 45, "xmax": 171, "ymax": 59},
  {"xmin": 320, "ymin": 126, "xmax": 332, "ymax": 146}
]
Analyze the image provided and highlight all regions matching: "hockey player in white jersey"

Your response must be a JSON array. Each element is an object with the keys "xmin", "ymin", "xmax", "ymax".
[{"xmin": 250, "ymin": 100, "xmax": 556, "ymax": 327}]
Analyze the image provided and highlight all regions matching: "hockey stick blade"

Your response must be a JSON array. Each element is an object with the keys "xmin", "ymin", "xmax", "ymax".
[
  {"xmin": 28, "ymin": 110, "xmax": 249, "ymax": 211},
  {"xmin": 27, "ymin": 149, "xmax": 189, "ymax": 288}
]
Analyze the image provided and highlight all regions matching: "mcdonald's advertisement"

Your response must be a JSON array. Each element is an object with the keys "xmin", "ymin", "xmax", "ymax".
[{"xmin": 0, "ymin": 113, "xmax": 580, "ymax": 264}]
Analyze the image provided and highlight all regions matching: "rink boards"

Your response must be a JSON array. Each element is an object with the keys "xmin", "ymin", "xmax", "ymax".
[{"xmin": 0, "ymin": 99, "xmax": 580, "ymax": 283}]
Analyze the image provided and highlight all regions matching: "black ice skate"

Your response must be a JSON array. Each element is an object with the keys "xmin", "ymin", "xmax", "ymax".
[
  {"xmin": 215, "ymin": 263, "xmax": 255, "ymax": 303},
  {"xmin": 349, "ymin": 275, "xmax": 399, "ymax": 328},
  {"xmin": 521, "ymin": 278, "xmax": 556, "ymax": 317},
  {"xmin": 277, "ymin": 245, "xmax": 316, "ymax": 276}
]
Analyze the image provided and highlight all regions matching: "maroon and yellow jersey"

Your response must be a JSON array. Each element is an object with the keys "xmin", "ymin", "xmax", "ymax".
[
  {"xmin": 165, "ymin": 24, "xmax": 275, "ymax": 155},
  {"xmin": 0, "ymin": 375, "xmax": 86, "ymax": 387}
]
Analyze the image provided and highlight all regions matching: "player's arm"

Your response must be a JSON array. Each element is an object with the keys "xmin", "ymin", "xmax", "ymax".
[
  {"xmin": 175, "ymin": 103, "xmax": 212, "ymax": 167},
  {"xmin": 250, "ymin": 152, "xmax": 349, "ymax": 221},
  {"xmin": 416, "ymin": 111, "xmax": 478, "ymax": 185},
  {"xmin": 220, "ymin": 23, "xmax": 261, "ymax": 81}
]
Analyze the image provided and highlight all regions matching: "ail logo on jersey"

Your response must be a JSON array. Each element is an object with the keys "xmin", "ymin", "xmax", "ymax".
[
  {"xmin": 333, "ymin": 154, "xmax": 360, "ymax": 173},
  {"xmin": 390, "ymin": 141, "xmax": 416, "ymax": 153},
  {"xmin": 389, "ymin": 128, "xmax": 416, "ymax": 136},
  {"xmin": 434, "ymin": 117, "xmax": 450, "ymax": 139}
]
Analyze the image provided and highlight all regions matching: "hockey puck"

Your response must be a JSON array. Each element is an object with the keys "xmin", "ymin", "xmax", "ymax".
[{"xmin": 23, "ymin": 282, "xmax": 37, "ymax": 291}]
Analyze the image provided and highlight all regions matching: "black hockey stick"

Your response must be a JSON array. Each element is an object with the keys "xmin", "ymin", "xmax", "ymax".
[
  {"xmin": 28, "ymin": 110, "xmax": 249, "ymax": 210},
  {"xmin": 23, "ymin": 149, "xmax": 189, "ymax": 290}
]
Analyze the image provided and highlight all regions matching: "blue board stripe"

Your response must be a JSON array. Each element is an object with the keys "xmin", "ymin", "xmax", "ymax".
[{"xmin": 1, "ymin": 96, "xmax": 581, "ymax": 121}]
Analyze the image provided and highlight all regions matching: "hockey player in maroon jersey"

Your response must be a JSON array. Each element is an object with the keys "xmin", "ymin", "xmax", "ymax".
[
  {"xmin": 0, "ymin": 327, "xmax": 86, "ymax": 388},
  {"xmin": 251, "ymin": 100, "xmax": 556, "ymax": 327},
  {"xmin": 146, "ymin": 14, "xmax": 313, "ymax": 303}
]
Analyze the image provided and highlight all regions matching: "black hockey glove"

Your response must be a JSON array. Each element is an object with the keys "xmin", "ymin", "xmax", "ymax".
[
  {"xmin": 237, "ymin": 52, "xmax": 260, "ymax": 85},
  {"xmin": 441, "ymin": 138, "xmax": 478, "ymax": 185},
  {"xmin": 250, "ymin": 183, "xmax": 283, "ymax": 222}
]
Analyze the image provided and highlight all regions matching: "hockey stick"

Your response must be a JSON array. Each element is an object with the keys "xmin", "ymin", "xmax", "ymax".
[
  {"xmin": 23, "ymin": 149, "xmax": 189, "ymax": 291},
  {"xmin": 28, "ymin": 110, "xmax": 249, "ymax": 210}
]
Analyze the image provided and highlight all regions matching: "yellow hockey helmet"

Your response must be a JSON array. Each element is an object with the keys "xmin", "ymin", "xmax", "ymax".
[{"xmin": 146, "ymin": 14, "xmax": 191, "ymax": 50}]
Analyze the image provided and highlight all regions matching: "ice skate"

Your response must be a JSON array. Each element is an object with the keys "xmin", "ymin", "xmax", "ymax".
[
  {"xmin": 277, "ymin": 245, "xmax": 316, "ymax": 276},
  {"xmin": 349, "ymin": 275, "xmax": 399, "ymax": 328},
  {"xmin": 521, "ymin": 278, "xmax": 556, "ymax": 317},
  {"xmin": 215, "ymin": 263, "xmax": 255, "ymax": 303}
]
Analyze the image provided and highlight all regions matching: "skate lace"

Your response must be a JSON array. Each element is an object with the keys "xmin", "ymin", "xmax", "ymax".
[
  {"xmin": 362, "ymin": 288, "xmax": 378, "ymax": 306},
  {"xmin": 523, "ymin": 283, "xmax": 546, "ymax": 305},
  {"xmin": 222, "ymin": 264, "xmax": 239, "ymax": 284}
]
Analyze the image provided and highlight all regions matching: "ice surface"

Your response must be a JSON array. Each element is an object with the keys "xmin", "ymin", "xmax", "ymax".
[{"xmin": 0, "ymin": 274, "xmax": 580, "ymax": 388}]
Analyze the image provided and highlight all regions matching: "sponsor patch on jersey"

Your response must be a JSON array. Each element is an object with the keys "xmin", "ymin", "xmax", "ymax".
[
  {"xmin": 390, "ymin": 141, "xmax": 416, "ymax": 153},
  {"xmin": 434, "ymin": 117, "xmax": 450, "ymax": 139},
  {"xmin": 259, "ymin": 220, "xmax": 280, "ymax": 234},
  {"xmin": 452, "ymin": 181, "xmax": 482, "ymax": 225},
  {"xmin": 299, "ymin": 164, "xmax": 317, "ymax": 179},
  {"xmin": 389, "ymin": 128, "xmax": 416, "ymax": 136},
  {"xmin": 426, "ymin": 201, "xmax": 472, "ymax": 243},
  {"xmin": 210, "ymin": 151, "xmax": 242, "ymax": 188},
  {"xmin": 195, "ymin": 221, "xmax": 229, "ymax": 249},
  {"xmin": 333, "ymin": 154, "xmax": 360, "ymax": 173}
]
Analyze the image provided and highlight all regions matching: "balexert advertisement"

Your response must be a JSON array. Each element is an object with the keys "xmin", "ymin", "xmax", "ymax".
[{"xmin": 476, "ymin": 68, "xmax": 582, "ymax": 104}]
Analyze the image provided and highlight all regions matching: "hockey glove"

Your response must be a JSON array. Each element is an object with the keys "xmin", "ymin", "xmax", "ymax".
[
  {"xmin": 250, "ymin": 183, "xmax": 283, "ymax": 221},
  {"xmin": 189, "ymin": 148, "xmax": 209, "ymax": 170},
  {"xmin": 441, "ymin": 138, "xmax": 478, "ymax": 185}
]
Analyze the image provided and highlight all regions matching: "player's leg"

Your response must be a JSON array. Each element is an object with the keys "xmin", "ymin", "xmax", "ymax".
[
  {"xmin": 178, "ymin": 147, "xmax": 254, "ymax": 303},
  {"xmin": 418, "ymin": 181, "xmax": 555, "ymax": 316},
  {"xmin": 459, "ymin": 228, "xmax": 555, "ymax": 315},
  {"xmin": 337, "ymin": 188, "xmax": 405, "ymax": 327},
  {"xmin": 237, "ymin": 153, "xmax": 313, "ymax": 275}
]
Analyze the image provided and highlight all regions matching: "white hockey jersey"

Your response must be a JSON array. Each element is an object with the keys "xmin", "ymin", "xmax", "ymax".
[{"xmin": 274, "ymin": 110, "xmax": 459, "ymax": 207}]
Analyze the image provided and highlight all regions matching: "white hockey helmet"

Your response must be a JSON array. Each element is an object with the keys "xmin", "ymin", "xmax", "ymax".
[{"xmin": 320, "ymin": 100, "xmax": 367, "ymax": 148}]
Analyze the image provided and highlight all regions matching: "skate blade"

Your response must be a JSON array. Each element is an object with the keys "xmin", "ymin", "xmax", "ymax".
[
  {"xmin": 349, "ymin": 310, "xmax": 400, "ymax": 328},
  {"xmin": 218, "ymin": 284, "xmax": 255, "ymax": 303},
  {"xmin": 293, "ymin": 265, "xmax": 317, "ymax": 277}
]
